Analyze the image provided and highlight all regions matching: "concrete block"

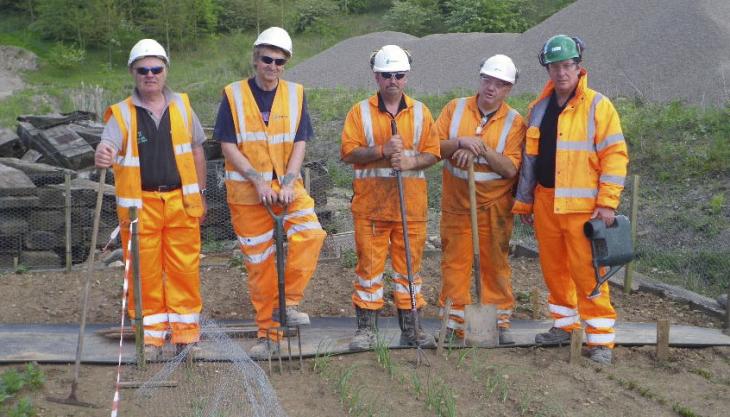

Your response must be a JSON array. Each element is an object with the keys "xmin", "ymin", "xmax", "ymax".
[
  {"xmin": 0, "ymin": 195, "xmax": 39, "ymax": 209},
  {"xmin": 0, "ymin": 127, "xmax": 24, "ymax": 157},
  {"xmin": 20, "ymin": 149, "xmax": 43, "ymax": 162},
  {"xmin": 19, "ymin": 250, "xmax": 61, "ymax": 267},
  {"xmin": 24, "ymin": 230, "xmax": 58, "ymax": 251},
  {"xmin": 0, "ymin": 214, "xmax": 28, "ymax": 236},
  {"xmin": 0, "ymin": 157, "xmax": 76, "ymax": 186},
  {"xmin": 29, "ymin": 209, "xmax": 66, "ymax": 232},
  {"xmin": 0, "ymin": 163, "xmax": 36, "ymax": 197}
]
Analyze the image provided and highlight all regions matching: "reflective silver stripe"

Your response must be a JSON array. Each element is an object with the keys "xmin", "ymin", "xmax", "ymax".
[
  {"xmin": 182, "ymin": 183, "xmax": 199, "ymax": 195},
  {"xmin": 600, "ymin": 174, "xmax": 625, "ymax": 186},
  {"xmin": 287, "ymin": 221, "xmax": 323, "ymax": 237},
  {"xmin": 285, "ymin": 207, "xmax": 316, "ymax": 221},
  {"xmin": 555, "ymin": 188, "xmax": 598, "ymax": 198},
  {"xmin": 557, "ymin": 141, "xmax": 595, "ymax": 151},
  {"xmin": 495, "ymin": 109, "xmax": 517, "ymax": 153},
  {"xmin": 115, "ymin": 155, "xmax": 139, "ymax": 167},
  {"xmin": 238, "ymin": 230, "xmax": 273, "ymax": 247},
  {"xmin": 143, "ymin": 313, "xmax": 169, "ymax": 326},
  {"xmin": 354, "ymin": 168, "xmax": 425, "ymax": 179},
  {"xmin": 587, "ymin": 93, "xmax": 602, "ymax": 143},
  {"xmin": 585, "ymin": 318, "xmax": 615, "ymax": 328},
  {"xmin": 118, "ymin": 100, "xmax": 134, "ymax": 156},
  {"xmin": 585, "ymin": 332, "xmax": 615, "ymax": 344},
  {"xmin": 549, "ymin": 303, "xmax": 577, "ymax": 317},
  {"xmin": 244, "ymin": 245, "xmax": 275, "ymax": 264},
  {"xmin": 528, "ymin": 97, "xmax": 550, "ymax": 127},
  {"xmin": 449, "ymin": 98, "xmax": 468, "ymax": 139},
  {"xmin": 224, "ymin": 171, "xmax": 274, "ymax": 182},
  {"xmin": 359, "ymin": 99, "xmax": 375, "ymax": 147},
  {"xmin": 440, "ymin": 307, "xmax": 465, "ymax": 318},
  {"xmin": 168, "ymin": 312, "xmax": 200, "ymax": 324},
  {"xmin": 357, "ymin": 273, "xmax": 383, "ymax": 289},
  {"xmin": 444, "ymin": 160, "xmax": 502, "ymax": 182},
  {"xmin": 403, "ymin": 150, "xmax": 421, "ymax": 157},
  {"xmin": 394, "ymin": 282, "xmax": 421, "ymax": 294},
  {"xmin": 144, "ymin": 330, "xmax": 168, "ymax": 339},
  {"xmin": 596, "ymin": 133, "xmax": 626, "ymax": 152},
  {"xmin": 412, "ymin": 101, "xmax": 423, "ymax": 148},
  {"xmin": 174, "ymin": 143, "xmax": 192, "ymax": 155},
  {"xmin": 117, "ymin": 197, "xmax": 142, "ymax": 208},
  {"xmin": 268, "ymin": 132, "xmax": 294, "ymax": 145},
  {"xmin": 554, "ymin": 315, "xmax": 579, "ymax": 328},
  {"xmin": 238, "ymin": 131, "xmax": 268, "ymax": 142},
  {"xmin": 496, "ymin": 309, "xmax": 512, "ymax": 316},
  {"xmin": 357, "ymin": 288, "xmax": 383, "ymax": 302},
  {"xmin": 169, "ymin": 93, "xmax": 190, "ymax": 129},
  {"xmin": 231, "ymin": 81, "xmax": 247, "ymax": 144},
  {"xmin": 286, "ymin": 81, "xmax": 299, "ymax": 137},
  {"xmin": 447, "ymin": 319, "xmax": 463, "ymax": 329}
]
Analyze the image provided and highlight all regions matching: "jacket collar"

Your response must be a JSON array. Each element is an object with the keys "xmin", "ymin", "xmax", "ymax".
[{"xmin": 530, "ymin": 68, "xmax": 589, "ymax": 109}]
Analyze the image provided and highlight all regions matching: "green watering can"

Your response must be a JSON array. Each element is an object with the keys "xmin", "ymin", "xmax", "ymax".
[{"xmin": 584, "ymin": 215, "xmax": 634, "ymax": 299}]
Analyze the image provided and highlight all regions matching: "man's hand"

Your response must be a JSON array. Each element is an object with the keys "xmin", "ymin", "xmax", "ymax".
[
  {"xmin": 451, "ymin": 148, "xmax": 476, "ymax": 169},
  {"xmin": 519, "ymin": 214, "xmax": 534, "ymax": 226},
  {"xmin": 591, "ymin": 206, "xmax": 616, "ymax": 226},
  {"xmin": 278, "ymin": 184, "xmax": 295, "ymax": 205},
  {"xmin": 95, "ymin": 142, "xmax": 116, "ymax": 168},
  {"xmin": 456, "ymin": 137, "xmax": 486, "ymax": 156},
  {"xmin": 199, "ymin": 198, "xmax": 208, "ymax": 225},
  {"xmin": 383, "ymin": 134, "xmax": 403, "ymax": 158},
  {"xmin": 390, "ymin": 152, "xmax": 414, "ymax": 171}
]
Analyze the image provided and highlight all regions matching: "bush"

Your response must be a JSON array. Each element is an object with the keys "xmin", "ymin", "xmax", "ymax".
[
  {"xmin": 293, "ymin": 0, "xmax": 339, "ymax": 33},
  {"xmin": 445, "ymin": 0, "xmax": 532, "ymax": 33},
  {"xmin": 345, "ymin": 0, "xmax": 393, "ymax": 13},
  {"xmin": 384, "ymin": 0, "xmax": 443, "ymax": 36},
  {"xmin": 47, "ymin": 42, "xmax": 86, "ymax": 69}
]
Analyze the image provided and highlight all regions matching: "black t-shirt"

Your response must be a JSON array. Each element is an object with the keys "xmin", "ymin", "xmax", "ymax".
[
  {"xmin": 536, "ymin": 91, "xmax": 574, "ymax": 188},
  {"xmin": 136, "ymin": 107, "xmax": 181, "ymax": 189}
]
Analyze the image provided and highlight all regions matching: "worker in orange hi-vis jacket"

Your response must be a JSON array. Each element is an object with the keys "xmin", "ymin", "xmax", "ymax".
[
  {"xmin": 513, "ymin": 35, "xmax": 629, "ymax": 365},
  {"xmin": 435, "ymin": 55, "xmax": 526, "ymax": 346},
  {"xmin": 214, "ymin": 27, "xmax": 326, "ymax": 358},
  {"xmin": 95, "ymin": 39, "xmax": 207, "ymax": 360},
  {"xmin": 341, "ymin": 45, "xmax": 440, "ymax": 351}
]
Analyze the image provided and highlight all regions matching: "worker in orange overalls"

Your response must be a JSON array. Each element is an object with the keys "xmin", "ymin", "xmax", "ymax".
[
  {"xmin": 341, "ymin": 45, "xmax": 440, "ymax": 350},
  {"xmin": 214, "ymin": 27, "xmax": 326, "ymax": 357},
  {"xmin": 513, "ymin": 35, "xmax": 629, "ymax": 364},
  {"xmin": 95, "ymin": 39, "xmax": 207, "ymax": 360},
  {"xmin": 435, "ymin": 55, "xmax": 526, "ymax": 345}
]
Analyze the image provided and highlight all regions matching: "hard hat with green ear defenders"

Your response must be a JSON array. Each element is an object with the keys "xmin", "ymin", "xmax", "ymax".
[
  {"xmin": 538, "ymin": 35, "xmax": 585, "ymax": 66},
  {"xmin": 369, "ymin": 45, "xmax": 413, "ymax": 72}
]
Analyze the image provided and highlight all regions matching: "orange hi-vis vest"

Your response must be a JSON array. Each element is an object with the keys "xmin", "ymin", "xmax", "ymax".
[
  {"xmin": 342, "ymin": 94, "xmax": 438, "ymax": 222},
  {"xmin": 439, "ymin": 97, "xmax": 525, "ymax": 214},
  {"xmin": 223, "ymin": 79, "xmax": 304, "ymax": 205},
  {"xmin": 104, "ymin": 93, "xmax": 203, "ymax": 225},
  {"xmin": 513, "ymin": 70, "xmax": 629, "ymax": 214}
]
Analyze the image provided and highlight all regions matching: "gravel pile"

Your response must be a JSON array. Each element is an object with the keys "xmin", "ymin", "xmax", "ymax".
[{"xmin": 288, "ymin": 0, "xmax": 730, "ymax": 105}]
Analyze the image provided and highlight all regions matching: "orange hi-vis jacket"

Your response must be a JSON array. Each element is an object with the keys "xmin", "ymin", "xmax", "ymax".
[
  {"xmin": 341, "ymin": 94, "xmax": 440, "ymax": 222},
  {"xmin": 436, "ymin": 97, "xmax": 526, "ymax": 214},
  {"xmin": 222, "ymin": 79, "xmax": 304, "ymax": 205},
  {"xmin": 513, "ymin": 70, "xmax": 628, "ymax": 214},
  {"xmin": 105, "ymin": 93, "xmax": 203, "ymax": 225}
]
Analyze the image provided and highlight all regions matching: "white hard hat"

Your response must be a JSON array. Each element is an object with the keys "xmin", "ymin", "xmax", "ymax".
[
  {"xmin": 254, "ymin": 27, "xmax": 293, "ymax": 57},
  {"xmin": 370, "ymin": 45, "xmax": 411, "ymax": 73},
  {"xmin": 128, "ymin": 39, "xmax": 168, "ymax": 67},
  {"xmin": 479, "ymin": 54, "xmax": 518, "ymax": 84}
]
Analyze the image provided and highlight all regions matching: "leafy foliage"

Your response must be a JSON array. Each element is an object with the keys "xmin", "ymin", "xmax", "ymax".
[
  {"xmin": 292, "ymin": 0, "xmax": 340, "ymax": 33},
  {"xmin": 384, "ymin": 0, "xmax": 444, "ymax": 36},
  {"xmin": 445, "ymin": 0, "xmax": 532, "ymax": 33},
  {"xmin": 47, "ymin": 42, "xmax": 86, "ymax": 68}
]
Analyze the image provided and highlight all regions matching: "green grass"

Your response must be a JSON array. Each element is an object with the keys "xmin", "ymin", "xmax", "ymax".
[{"xmin": 0, "ymin": 364, "xmax": 45, "ymax": 417}]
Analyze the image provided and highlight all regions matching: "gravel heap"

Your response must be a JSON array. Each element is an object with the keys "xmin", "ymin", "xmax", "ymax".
[{"xmin": 288, "ymin": 0, "xmax": 730, "ymax": 105}]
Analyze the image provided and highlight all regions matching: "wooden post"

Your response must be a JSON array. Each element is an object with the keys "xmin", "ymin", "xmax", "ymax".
[
  {"xmin": 304, "ymin": 167, "xmax": 311, "ymax": 195},
  {"xmin": 64, "ymin": 172, "xmax": 72, "ymax": 272},
  {"xmin": 130, "ymin": 207, "xmax": 145, "ymax": 368},
  {"xmin": 436, "ymin": 298, "xmax": 452, "ymax": 355},
  {"xmin": 725, "ymin": 288, "xmax": 730, "ymax": 335},
  {"xmin": 530, "ymin": 288, "xmax": 541, "ymax": 320},
  {"xmin": 656, "ymin": 319, "xmax": 670, "ymax": 362},
  {"xmin": 569, "ymin": 330, "xmax": 583, "ymax": 364},
  {"xmin": 624, "ymin": 175, "xmax": 639, "ymax": 294}
]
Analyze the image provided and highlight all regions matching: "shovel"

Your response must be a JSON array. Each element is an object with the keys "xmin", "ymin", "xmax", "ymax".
[
  {"xmin": 463, "ymin": 161, "xmax": 498, "ymax": 347},
  {"xmin": 47, "ymin": 169, "xmax": 106, "ymax": 408}
]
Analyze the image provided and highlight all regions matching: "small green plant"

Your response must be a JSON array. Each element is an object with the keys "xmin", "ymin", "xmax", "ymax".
[
  {"xmin": 672, "ymin": 403, "xmax": 701, "ymax": 417},
  {"xmin": 690, "ymin": 368, "xmax": 712, "ymax": 380},
  {"xmin": 48, "ymin": 42, "xmax": 86, "ymax": 68},
  {"xmin": 340, "ymin": 249, "xmax": 358, "ymax": 269},
  {"xmin": 373, "ymin": 335, "xmax": 395, "ymax": 377},
  {"xmin": 1, "ymin": 369, "xmax": 25, "ymax": 395},
  {"xmin": 708, "ymin": 192, "xmax": 725, "ymax": 216},
  {"xmin": 14, "ymin": 264, "xmax": 29, "ymax": 275},
  {"xmin": 21, "ymin": 364, "xmax": 44, "ymax": 390},
  {"xmin": 227, "ymin": 253, "xmax": 246, "ymax": 272},
  {"xmin": 7, "ymin": 397, "xmax": 36, "ymax": 417}
]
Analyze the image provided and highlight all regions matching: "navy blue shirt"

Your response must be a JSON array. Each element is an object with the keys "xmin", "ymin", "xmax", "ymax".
[{"xmin": 213, "ymin": 77, "xmax": 314, "ymax": 143}]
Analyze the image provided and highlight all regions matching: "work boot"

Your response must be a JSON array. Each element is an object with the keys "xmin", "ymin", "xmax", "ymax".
[
  {"xmin": 349, "ymin": 306, "xmax": 379, "ymax": 351},
  {"xmin": 398, "ymin": 309, "xmax": 436, "ymax": 348},
  {"xmin": 499, "ymin": 328, "xmax": 515, "ymax": 346},
  {"xmin": 272, "ymin": 306, "xmax": 310, "ymax": 326},
  {"xmin": 144, "ymin": 345, "xmax": 163, "ymax": 362},
  {"xmin": 589, "ymin": 346, "xmax": 613, "ymax": 364},
  {"xmin": 249, "ymin": 337, "xmax": 280, "ymax": 358},
  {"xmin": 535, "ymin": 327, "xmax": 571, "ymax": 345}
]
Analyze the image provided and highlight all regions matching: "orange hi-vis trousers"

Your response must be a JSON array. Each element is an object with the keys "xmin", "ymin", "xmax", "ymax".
[
  {"xmin": 534, "ymin": 185, "xmax": 617, "ymax": 348},
  {"xmin": 121, "ymin": 189, "xmax": 202, "ymax": 347},
  {"xmin": 352, "ymin": 218, "xmax": 428, "ymax": 311},
  {"xmin": 230, "ymin": 192, "xmax": 325, "ymax": 340},
  {"xmin": 438, "ymin": 193, "xmax": 515, "ymax": 335}
]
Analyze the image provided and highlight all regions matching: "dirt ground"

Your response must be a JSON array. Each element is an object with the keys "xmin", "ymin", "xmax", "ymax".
[{"xmin": 1, "ymin": 254, "xmax": 729, "ymax": 416}]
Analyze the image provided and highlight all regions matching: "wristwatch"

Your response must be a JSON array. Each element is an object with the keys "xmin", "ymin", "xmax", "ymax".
[{"xmin": 200, "ymin": 188, "xmax": 208, "ymax": 197}]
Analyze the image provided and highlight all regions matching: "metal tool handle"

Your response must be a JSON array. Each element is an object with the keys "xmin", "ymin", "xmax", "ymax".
[
  {"xmin": 467, "ymin": 161, "xmax": 481, "ymax": 301},
  {"xmin": 265, "ymin": 203, "xmax": 288, "ymax": 327}
]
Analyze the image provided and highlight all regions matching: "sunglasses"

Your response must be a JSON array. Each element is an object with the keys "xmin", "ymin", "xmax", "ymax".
[
  {"xmin": 135, "ymin": 66, "xmax": 164, "ymax": 75},
  {"xmin": 380, "ymin": 72, "xmax": 407, "ymax": 80},
  {"xmin": 259, "ymin": 55, "xmax": 288, "ymax": 66}
]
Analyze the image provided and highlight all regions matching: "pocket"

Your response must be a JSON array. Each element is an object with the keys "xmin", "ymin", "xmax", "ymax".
[{"xmin": 525, "ymin": 126, "xmax": 540, "ymax": 156}]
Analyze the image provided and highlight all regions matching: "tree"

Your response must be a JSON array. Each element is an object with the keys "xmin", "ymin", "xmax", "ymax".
[{"xmin": 445, "ymin": 0, "xmax": 532, "ymax": 33}]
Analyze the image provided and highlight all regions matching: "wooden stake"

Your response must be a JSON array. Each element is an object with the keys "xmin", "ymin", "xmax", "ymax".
[
  {"xmin": 436, "ymin": 298, "xmax": 452, "ymax": 355},
  {"xmin": 64, "ymin": 172, "xmax": 72, "ymax": 272},
  {"xmin": 530, "ymin": 288, "xmax": 540, "ymax": 320},
  {"xmin": 656, "ymin": 319, "xmax": 670, "ymax": 362},
  {"xmin": 624, "ymin": 175, "xmax": 639, "ymax": 294},
  {"xmin": 569, "ymin": 330, "xmax": 583, "ymax": 364},
  {"xmin": 130, "ymin": 207, "xmax": 145, "ymax": 368},
  {"xmin": 304, "ymin": 167, "xmax": 311, "ymax": 194}
]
